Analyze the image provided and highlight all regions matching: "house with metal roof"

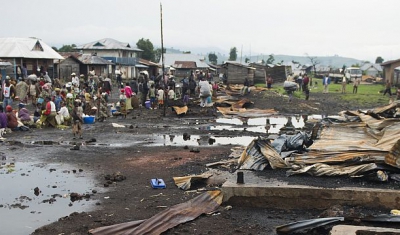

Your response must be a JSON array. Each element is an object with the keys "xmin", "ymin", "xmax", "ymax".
[
  {"xmin": 161, "ymin": 53, "xmax": 210, "ymax": 77},
  {"xmin": 55, "ymin": 52, "xmax": 114, "ymax": 80},
  {"xmin": 360, "ymin": 63, "xmax": 382, "ymax": 77},
  {"xmin": 381, "ymin": 58, "xmax": 400, "ymax": 85},
  {"xmin": 76, "ymin": 38, "xmax": 142, "ymax": 79},
  {"xmin": 0, "ymin": 37, "xmax": 63, "ymax": 80}
]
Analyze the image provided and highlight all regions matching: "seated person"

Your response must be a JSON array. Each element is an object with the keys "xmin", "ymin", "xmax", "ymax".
[
  {"xmin": 57, "ymin": 101, "xmax": 71, "ymax": 125},
  {"xmin": 18, "ymin": 103, "xmax": 33, "ymax": 126},
  {"xmin": 0, "ymin": 106, "xmax": 7, "ymax": 138},
  {"xmin": 5, "ymin": 105, "xmax": 18, "ymax": 130}
]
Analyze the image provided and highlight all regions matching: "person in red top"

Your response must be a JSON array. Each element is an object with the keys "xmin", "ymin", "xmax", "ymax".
[
  {"xmin": 5, "ymin": 105, "xmax": 18, "ymax": 129},
  {"xmin": 38, "ymin": 97, "xmax": 57, "ymax": 127}
]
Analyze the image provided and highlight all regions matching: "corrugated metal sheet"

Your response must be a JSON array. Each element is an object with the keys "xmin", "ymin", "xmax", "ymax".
[
  {"xmin": 173, "ymin": 61, "xmax": 196, "ymax": 69},
  {"xmin": 76, "ymin": 38, "xmax": 142, "ymax": 52},
  {"xmin": 89, "ymin": 191, "xmax": 222, "ymax": 235},
  {"xmin": 173, "ymin": 173, "xmax": 212, "ymax": 190},
  {"xmin": 162, "ymin": 54, "xmax": 209, "ymax": 68},
  {"xmin": 0, "ymin": 37, "xmax": 63, "ymax": 59},
  {"xmin": 79, "ymin": 54, "xmax": 113, "ymax": 65}
]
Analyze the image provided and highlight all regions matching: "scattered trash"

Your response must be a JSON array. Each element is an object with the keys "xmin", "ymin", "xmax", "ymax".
[
  {"xmin": 151, "ymin": 178, "xmax": 166, "ymax": 189},
  {"xmin": 111, "ymin": 123, "xmax": 125, "ymax": 128}
]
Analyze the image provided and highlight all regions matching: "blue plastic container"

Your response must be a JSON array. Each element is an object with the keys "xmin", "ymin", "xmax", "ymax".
[
  {"xmin": 145, "ymin": 101, "xmax": 151, "ymax": 109},
  {"xmin": 83, "ymin": 116, "xmax": 95, "ymax": 124}
]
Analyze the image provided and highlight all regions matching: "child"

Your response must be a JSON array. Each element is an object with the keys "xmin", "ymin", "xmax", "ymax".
[
  {"xmin": 71, "ymin": 100, "xmax": 83, "ymax": 139},
  {"xmin": 119, "ymin": 99, "xmax": 127, "ymax": 119},
  {"xmin": 157, "ymin": 87, "xmax": 164, "ymax": 109},
  {"xmin": 149, "ymin": 84, "xmax": 156, "ymax": 109},
  {"xmin": 183, "ymin": 91, "xmax": 190, "ymax": 106}
]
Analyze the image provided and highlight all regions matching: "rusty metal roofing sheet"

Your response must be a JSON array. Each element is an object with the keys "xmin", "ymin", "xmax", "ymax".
[
  {"xmin": 287, "ymin": 151, "xmax": 386, "ymax": 165},
  {"xmin": 89, "ymin": 191, "xmax": 222, "ymax": 235},
  {"xmin": 286, "ymin": 163, "xmax": 379, "ymax": 177},
  {"xmin": 309, "ymin": 125, "xmax": 383, "ymax": 152}
]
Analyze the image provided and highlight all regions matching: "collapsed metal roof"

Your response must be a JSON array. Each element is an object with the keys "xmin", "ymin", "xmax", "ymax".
[{"xmin": 238, "ymin": 101, "xmax": 400, "ymax": 178}]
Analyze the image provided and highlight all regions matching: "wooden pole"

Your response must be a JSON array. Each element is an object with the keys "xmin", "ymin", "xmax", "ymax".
[{"xmin": 160, "ymin": 3, "xmax": 166, "ymax": 117}]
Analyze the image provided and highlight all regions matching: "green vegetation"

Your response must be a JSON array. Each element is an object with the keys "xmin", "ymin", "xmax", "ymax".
[{"xmin": 255, "ymin": 78, "xmax": 393, "ymax": 106}]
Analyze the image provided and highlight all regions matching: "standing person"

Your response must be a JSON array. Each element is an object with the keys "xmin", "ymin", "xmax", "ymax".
[
  {"xmin": 124, "ymin": 82, "xmax": 133, "ymax": 111},
  {"xmin": 353, "ymin": 76, "xmax": 361, "ymax": 94},
  {"xmin": 71, "ymin": 73, "xmax": 79, "ymax": 90},
  {"xmin": 198, "ymin": 77, "xmax": 211, "ymax": 107},
  {"xmin": 383, "ymin": 79, "xmax": 392, "ymax": 96},
  {"xmin": 141, "ymin": 77, "xmax": 149, "ymax": 107},
  {"xmin": 212, "ymin": 81, "xmax": 218, "ymax": 97},
  {"xmin": 322, "ymin": 74, "xmax": 331, "ymax": 93},
  {"xmin": 115, "ymin": 67, "xmax": 122, "ymax": 88},
  {"xmin": 267, "ymin": 74, "xmax": 273, "ymax": 89},
  {"xmin": 3, "ymin": 77, "xmax": 15, "ymax": 110},
  {"xmin": 181, "ymin": 76, "xmax": 189, "ymax": 98},
  {"xmin": 302, "ymin": 74, "xmax": 310, "ymax": 100},
  {"xmin": 71, "ymin": 100, "xmax": 83, "ymax": 139},
  {"xmin": 341, "ymin": 76, "xmax": 347, "ymax": 94},
  {"xmin": 189, "ymin": 77, "xmax": 197, "ymax": 97},
  {"xmin": 149, "ymin": 84, "xmax": 157, "ymax": 109},
  {"xmin": 297, "ymin": 73, "xmax": 303, "ymax": 91},
  {"xmin": 15, "ymin": 78, "xmax": 29, "ymax": 103},
  {"xmin": 157, "ymin": 87, "xmax": 164, "ymax": 109}
]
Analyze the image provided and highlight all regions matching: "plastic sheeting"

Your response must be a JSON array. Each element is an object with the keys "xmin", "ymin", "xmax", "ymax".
[{"xmin": 89, "ymin": 191, "xmax": 223, "ymax": 235}]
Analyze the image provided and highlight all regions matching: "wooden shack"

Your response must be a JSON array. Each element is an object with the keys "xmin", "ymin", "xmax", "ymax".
[
  {"xmin": 249, "ymin": 63, "xmax": 267, "ymax": 84},
  {"xmin": 264, "ymin": 65, "xmax": 292, "ymax": 83},
  {"xmin": 221, "ymin": 61, "xmax": 255, "ymax": 85}
]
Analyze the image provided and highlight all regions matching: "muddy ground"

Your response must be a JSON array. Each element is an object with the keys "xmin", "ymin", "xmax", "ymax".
[{"xmin": 2, "ymin": 86, "xmax": 396, "ymax": 235}]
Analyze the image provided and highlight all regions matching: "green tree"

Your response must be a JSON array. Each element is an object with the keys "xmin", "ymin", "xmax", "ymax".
[
  {"xmin": 51, "ymin": 46, "xmax": 58, "ymax": 52},
  {"xmin": 228, "ymin": 47, "xmax": 237, "ymax": 61},
  {"xmin": 261, "ymin": 59, "xmax": 265, "ymax": 65},
  {"xmin": 245, "ymin": 58, "xmax": 250, "ymax": 63},
  {"xmin": 266, "ymin": 54, "xmax": 275, "ymax": 64},
  {"xmin": 208, "ymin": 53, "xmax": 218, "ymax": 65},
  {"xmin": 58, "ymin": 44, "xmax": 76, "ymax": 52},
  {"xmin": 136, "ymin": 38, "xmax": 155, "ymax": 61},
  {"xmin": 375, "ymin": 56, "xmax": 384, "ymax": 64}
]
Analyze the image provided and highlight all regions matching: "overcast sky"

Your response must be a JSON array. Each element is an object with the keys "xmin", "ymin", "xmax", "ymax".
[{"xmin": 2, "ymin": 0, "xmax": 398, "ymax": 62}]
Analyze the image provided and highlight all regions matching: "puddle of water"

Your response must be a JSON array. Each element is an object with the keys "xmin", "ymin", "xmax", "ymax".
[
  {"xmin": 147, "ymin": 134, "xmax": 256, "ymax": 146},
  {"xmin": 0, "ymin": 162, "xmax": 100, "ymax": 235},
  {"xmin": 213, "ymin": 116, "xmax": 306, "ymax": 134}
]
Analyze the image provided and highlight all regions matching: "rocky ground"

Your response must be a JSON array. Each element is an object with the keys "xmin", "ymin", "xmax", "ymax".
[{"xmin": 1, "ymin": 85, "xmax": 396, "ymax": 235}]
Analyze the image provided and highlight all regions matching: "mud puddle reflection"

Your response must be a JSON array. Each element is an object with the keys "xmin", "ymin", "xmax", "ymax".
[
  {"xmin": 0, "ymin": 161, "xmax": 100, "ymax": 235},
  {"xmin": 210, "ymin": 116, "xmax": 307, "ymax": 134}
]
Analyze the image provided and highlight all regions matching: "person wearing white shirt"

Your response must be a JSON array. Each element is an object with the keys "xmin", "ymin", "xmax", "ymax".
[
  {"xmin": 57, "ymin": 102, "xmax": 71, "ymax": 125},
  {"xmin": 71, "ymin": 73, "xmax": 79, "ymax": 88},
  {"xmin": 168, "ymin": 88, "xmax": 175, "ymax": 100},
  {"xmin": 157, "ymin": 88, "xmax": 164, "ymax": 108}
]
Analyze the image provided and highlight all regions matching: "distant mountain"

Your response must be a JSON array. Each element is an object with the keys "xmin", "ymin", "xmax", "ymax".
[{"xmin": 162, "ymin": 46, "xmax": 362, "ymax": 68}]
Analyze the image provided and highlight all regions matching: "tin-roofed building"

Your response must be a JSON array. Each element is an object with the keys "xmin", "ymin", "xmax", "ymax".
[
  {"xmin": 76, "ymin": 38, "xmax": 142, "ymax": 79},
  {"xmin": 161, "ymin": 53, "xmax": 210, "ymax": 78},
  {"xmin": 0, "ymin": 37, "xmax": 63, "ymax": 80}
]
